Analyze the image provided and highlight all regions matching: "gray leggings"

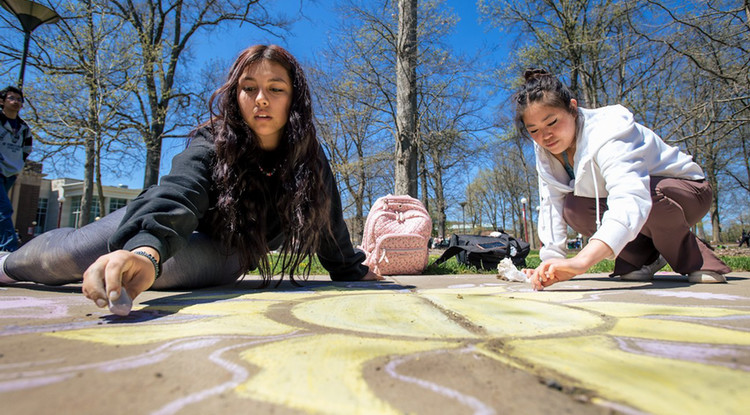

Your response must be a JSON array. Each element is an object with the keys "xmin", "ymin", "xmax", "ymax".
[{"xmin": 4, "ymin": 208, "xmax": 243, "ymax": 290}]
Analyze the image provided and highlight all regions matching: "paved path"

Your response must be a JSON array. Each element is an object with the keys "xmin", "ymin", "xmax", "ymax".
[{"xmin": 1, "ymin": 271, "xmax": 749, "ymax": 414}]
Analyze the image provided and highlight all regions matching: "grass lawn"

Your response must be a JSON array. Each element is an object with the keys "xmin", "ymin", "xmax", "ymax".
[{"xmin": 251, "ymin": 250, "xmax": 750, "ymax": 276}]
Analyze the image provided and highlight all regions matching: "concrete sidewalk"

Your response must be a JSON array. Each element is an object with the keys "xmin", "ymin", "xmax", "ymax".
[{"xmin": 1, "ymin": 271, "xmax": 749, "ymax": 415}]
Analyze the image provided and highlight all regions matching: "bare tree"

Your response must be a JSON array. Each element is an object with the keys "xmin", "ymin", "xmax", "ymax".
[
  {"xmin": 468, "ymin": 140, "xmax": 535, "ymax": 241},
  {"xmin": 479, "ymin": 0, "xmax": 646, "ymax": 106},
  {"xmin": 505, "ymin": 133, "xmax": 538, "ymax": 247},
  {"xmin": 310, "ymin": 64, "xmax": 390, "ymax": 244},
  {"xmin": 480, "ymin": 0, "xmax": 750, "ymax": 244},
  {"xmin": 632, "ymin": 0, "xmax": 750, "ymax": 242},
  {"xmin": 420, "ymin": 77, "xmax": 490, "ymax": 238},
  {"xmin": 23, "ymin": 0, "xmax": 140, "ymax": 226},
  {"xmin": 105, "ymin": 0, "xmax": 291, "ymax": 187},
  {"xmin": 395, "ymin": 0, "xmax": 418, "ymax": 196},
  {"xmin": 670, "ymin": 64, "xmax": 739, "ymax": 243},
  {"xmin": 319, "ymin": 0, "xmax": 489, "ymax": 241}
]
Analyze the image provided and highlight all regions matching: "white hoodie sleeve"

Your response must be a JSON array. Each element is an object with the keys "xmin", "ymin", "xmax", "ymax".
[{"xmin": 538, "ymin": 175, "xmax": 569, "ymax": 261}]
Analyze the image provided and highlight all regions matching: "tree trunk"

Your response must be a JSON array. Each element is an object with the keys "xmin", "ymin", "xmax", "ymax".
[
  {"xmin": 695, "ymin": 221, "xmax": 706, "ymax": 240},
  {"xmin": 80, "ymin": 137, "xmax": 95, "ymax": 227},
  {"xmin": 141, "ymin": 86, "xmax": 167, "ymax": 187},
  {"xmin": 524, "ymin": 181, "xmax": 536, "ymax": 248},
  {"xmin": 435, "ymin": 173, "xmax": 446, "ymax": 238},
  {"xmin": 419, "ymin": 146, "xmax": 429, "ymax": 211},
  {"xmin": 354, "ymin": 148, "xmax": 367, "ymax": 245},
  {"xmin": 80, "ymin": 3, "xmax": 96, "ymax": 228},
  {"xmin": 500, "ymin": 194, "xmax": 507, "ymax": 231},
  {"xmin": 740, "ymin": 130, "xmax": 750, "ymax": 197},
  {"xmin": 708, "ymin": 173, "xmax": 722, "ymax": 244},
  {"xmin": 394, "ymin": 0, "xmax": 418, "ymax": 197},
  {"xmin": 143, "ymin": 135, "xmax": 163, "ymax": 188},
  {"xmin": 96, "ymin": 137, "xmax": 106, "ymax": 217},
  {"xmin": 429, "ymin": 146, "xmax": 447, "ymax": 238}
]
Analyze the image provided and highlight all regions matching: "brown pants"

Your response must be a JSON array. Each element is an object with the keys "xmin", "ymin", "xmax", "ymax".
[{"xmin": 562, "ymin": 177, "xmax": 730, "ymax": 276}]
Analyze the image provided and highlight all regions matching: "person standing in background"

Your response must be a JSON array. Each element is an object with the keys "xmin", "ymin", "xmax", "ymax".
[{"xmin": 0, "ymin": 86, "xmax": 32, "ymax": 252}]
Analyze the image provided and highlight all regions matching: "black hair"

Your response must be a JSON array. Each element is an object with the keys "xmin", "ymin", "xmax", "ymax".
[
  {"xmin": 0, "ymin": 86, "xmax": 24, "ymax": 109},
  {"xmin": 513, "ymin": 69, "xmax": 576, "ymax": 138},
  {"xmin": 0, "ymin": 86, "xmax": 24, "ymax": 102}
]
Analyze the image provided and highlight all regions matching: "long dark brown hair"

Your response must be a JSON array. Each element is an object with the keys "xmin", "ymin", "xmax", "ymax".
[{"xmin": 202, "ymin": 44, "xmax": 331, "ymax": 286}]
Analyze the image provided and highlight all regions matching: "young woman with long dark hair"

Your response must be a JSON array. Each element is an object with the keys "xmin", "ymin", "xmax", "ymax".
[{"xmin": 0, "ymin": 45, "xmax": 379, "ymax": 311}]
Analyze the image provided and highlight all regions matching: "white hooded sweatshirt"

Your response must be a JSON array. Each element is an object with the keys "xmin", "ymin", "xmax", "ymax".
[{"xmin": 536, "ymin": 105, "xmax": 705, "ymax": 261}]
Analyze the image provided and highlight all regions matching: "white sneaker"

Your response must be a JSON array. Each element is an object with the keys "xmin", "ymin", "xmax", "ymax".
[
  {"xmin": 619, "ymin": 256, "xmax": 668, "ymax": 281},
  {"xmin": 0, "ymin": 252, "xmax": 15, "ymax": 284},
  {"xmin": 687, "ymin": 271, "xmax": 727, "ymax": 283}
]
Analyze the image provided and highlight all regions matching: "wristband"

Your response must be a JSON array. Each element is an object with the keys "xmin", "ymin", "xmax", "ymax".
[{"xmin": 133, "ymin": 250, "xmax": 161, "ymax": 279}]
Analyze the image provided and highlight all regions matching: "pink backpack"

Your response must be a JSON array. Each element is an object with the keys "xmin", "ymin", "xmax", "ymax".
[{"xmin": 360, "ymin": 194, "xmax": 432, "ymax": 275}]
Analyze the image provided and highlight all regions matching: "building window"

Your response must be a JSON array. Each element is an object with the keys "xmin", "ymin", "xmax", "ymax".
[
  {"xmin": 90, "ymin": 196, "xmax": 101, "ymax": 219},
  {"xmin": 36, "ymin": 198, "xmax": 48, "ymax": 234},
  {"xmin": 69, "ymin": 197, "xmax": 81, "ymax": 228},
  {"xmin": 109, "ymin": 198, "xmax": 128, "ymax": 214},
  {"xmin": 69, "ymin": 196, "xmax": 101, "ymax": 228}
]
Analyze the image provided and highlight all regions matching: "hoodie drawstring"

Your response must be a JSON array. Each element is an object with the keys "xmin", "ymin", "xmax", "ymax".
[{"xmin": 591, "ymin": 159, "xmax": 601, "ymax": 231}]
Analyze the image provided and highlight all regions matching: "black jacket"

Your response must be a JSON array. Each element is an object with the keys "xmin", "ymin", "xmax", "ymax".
[{"xmin": 108, "ymin": 127, "xmax": 368, "ymax": 281}]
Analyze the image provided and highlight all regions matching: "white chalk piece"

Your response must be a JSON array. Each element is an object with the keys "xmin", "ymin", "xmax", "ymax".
[{"xmin": 108, "ymin": 288, "xmax": 133, "ymax": 316}]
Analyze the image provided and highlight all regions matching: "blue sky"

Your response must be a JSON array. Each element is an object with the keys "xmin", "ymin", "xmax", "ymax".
[{"xmin": 192, "ymin": 0, "xmax": 502, "ymax": 71}]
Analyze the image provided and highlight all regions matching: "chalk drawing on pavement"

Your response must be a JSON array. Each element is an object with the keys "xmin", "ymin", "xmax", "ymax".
[{"xmin": 1, "ymin": 283, "xmax": 749, "ymax": 415}]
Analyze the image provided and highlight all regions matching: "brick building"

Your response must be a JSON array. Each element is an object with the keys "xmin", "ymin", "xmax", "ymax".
[{"xmin": 8, "ymin": 161, "xmax": 142, "ymax": 244}]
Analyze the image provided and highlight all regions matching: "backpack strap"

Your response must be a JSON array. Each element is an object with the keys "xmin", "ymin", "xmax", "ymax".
[
  {"xmin": 432, "ymin": 243, "xmax": 498, "ymax": 266},
  {"xmin": 432, "ymin": 245, "xmax": 467, "ymax": 266}
]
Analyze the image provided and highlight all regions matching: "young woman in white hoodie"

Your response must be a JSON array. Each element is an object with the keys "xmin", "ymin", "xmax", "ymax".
[{"xmin": 515, "ymin": 69, "xmax": 730, "ymax": 290}]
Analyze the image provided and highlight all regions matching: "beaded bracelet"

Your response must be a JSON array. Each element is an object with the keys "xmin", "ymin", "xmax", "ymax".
[{"xmin": 133, "ymin": 250, "xmax": 161, "ymax": 280}]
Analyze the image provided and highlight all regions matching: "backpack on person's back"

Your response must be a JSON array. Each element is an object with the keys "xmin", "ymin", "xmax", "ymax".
[{"xmin": 360, "ymin": 194, "xmax": 432, "ymax": 275}]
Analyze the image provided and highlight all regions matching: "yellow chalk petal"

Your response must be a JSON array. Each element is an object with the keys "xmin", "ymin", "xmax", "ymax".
[
  {"xmin": 494, "ymin": 335, "xmax": 750, "ymax": 415},
  {"xmin": 292, "ymin": 293, "xmax": 476, "ymax": 338},
  {"xmin": 47, "ymin": 300, "xmax": 293, "ymax": 345},
  {"xmin": 574, "ymin": 301, "xmax": 748, "ymax": 319},
  {"xmin": 611, "ymin": 317, "xmax": 750, "ymax": 345},
  {"xmin": 237, "ymin": 333, "xmax": 454, "ymax": 414},
  {"xmin": 424, "ymin": 293, "xmax": 604, "ymax": 337}
]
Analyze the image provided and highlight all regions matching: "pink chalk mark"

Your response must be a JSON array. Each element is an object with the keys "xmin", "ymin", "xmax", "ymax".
[{"xmin": 0, "ymin": 296, "xmax": 75, "ymax": 319}]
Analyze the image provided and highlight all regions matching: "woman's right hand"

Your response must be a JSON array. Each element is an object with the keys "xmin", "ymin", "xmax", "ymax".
[
  {"xmin": 524, "ymin": 258, "xmax": 581, "ymax": 290},
  {"xmin": 524, "ymin": 239, "xmax": 614, "ymax": 290},
  {"xmin": 81, "ymin": 248, "xmax": 158, "ymax": 309}
]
